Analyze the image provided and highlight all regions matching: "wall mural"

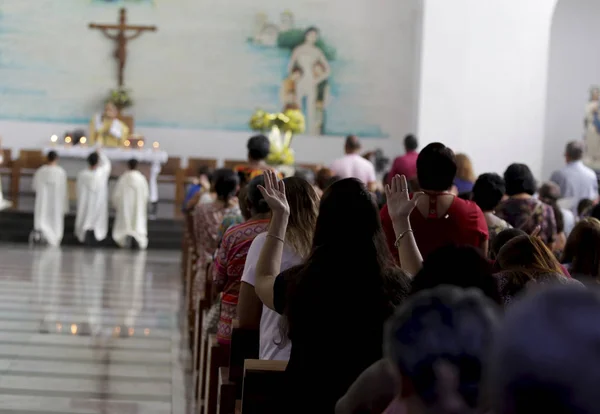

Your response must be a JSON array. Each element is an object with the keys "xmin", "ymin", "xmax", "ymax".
[{"xmin": 0, "ymin": 0, "xmax": 420, "ymax": 138}]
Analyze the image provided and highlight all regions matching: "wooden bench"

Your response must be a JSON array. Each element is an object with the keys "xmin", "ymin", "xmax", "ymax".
[
  {"xmin": 241, "ymin": 360, "xmax": 288, "ymax": 414},
  {"xmin": 223, "ymin": 160, "xmax": 247, "ymax": 170}
]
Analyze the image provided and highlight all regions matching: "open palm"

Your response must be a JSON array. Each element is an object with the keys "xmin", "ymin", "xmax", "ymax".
[
  {"xmin": 258, "ymin": 170, "xmax": 290, "ymax": 216},
  {"xmin": 385, "ymin": 174, "xmax": 424, "ymax": 220}
]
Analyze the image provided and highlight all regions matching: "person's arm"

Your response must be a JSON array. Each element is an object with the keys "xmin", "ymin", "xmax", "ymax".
[
  {"xmin": 315, "ymin": 50, "xmax": 331, "ymax": 84},
  {"xmin": 32, "ymin": 169, "xmax": 40, "ymax": 193},
  {"xmin": 238, "ymin": 235, "xmax": 266, "ymax": 329},
  {"xmin": 367, "ymin": 163, "xmax": 378, "ymax": 193},
  {"xmin": 96, "ymin": 151, "xmax": 112, "ymax": 180},
  {"xmin": 287, "ymin": 48, "xmax": 299, "ymax": 74},
  {"xmin": 255, "ymin": 171, "xmax": 290, "ymax": 311},
  {"xmin": 385, "ymin": 175, "xmax": 424, "ymax": 276}
]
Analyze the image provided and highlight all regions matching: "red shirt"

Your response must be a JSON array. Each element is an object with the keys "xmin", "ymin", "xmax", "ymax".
[
  {"xmin": 387, "ymin": 151, "xmax": 419, "ymax": 183},
  {"xmin": 381, "ymin": 197, "xmax": 489, "ymax": 263}
]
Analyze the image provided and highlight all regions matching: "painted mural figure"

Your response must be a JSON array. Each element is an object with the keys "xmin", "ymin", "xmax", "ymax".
[
  {"xmin": 584, "ymin": 86, "xmax": 600, "ymax": 167},
  {"xmin": 287, "ymin": 27, "xmax": 331, "ymax": 135}
]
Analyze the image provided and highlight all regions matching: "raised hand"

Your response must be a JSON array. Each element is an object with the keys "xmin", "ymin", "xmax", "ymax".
[
  {"xmin": 385, "ymin": 174, "xmax": 425, "ymax": 220},
  {"xmin": 258, "ymin": 170, "xmax": 290, "ymax": 216}
]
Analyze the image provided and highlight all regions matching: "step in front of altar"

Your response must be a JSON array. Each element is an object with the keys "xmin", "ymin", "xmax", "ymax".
[{"xmin": 0, "ymin": 211, "xmax": 183, "ymax": 250}]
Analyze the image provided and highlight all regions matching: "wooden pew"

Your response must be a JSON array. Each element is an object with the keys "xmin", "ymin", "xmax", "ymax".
[
  {"xmin": 217, "ymin": 367, "xmax": 237, "ymax": 414},
  {"xmin": 241, "ymin": 360, "xmax": 288, "ymax": 414},
  {"xmin": 223, "ymin": 160, "xmax": 247, "ymax": 170},
  {"xmin": 203, "ymin": 335, "xmax": 230, "ymax": 414},
  {"xmin": 157, "ymin": 156, "xmax": 182, "ymax": 217}
]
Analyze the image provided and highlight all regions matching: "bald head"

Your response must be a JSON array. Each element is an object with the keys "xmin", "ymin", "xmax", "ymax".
[
  {"xmin": 345, "ymin": 135, "xmax": 361, "ymax": 154},
  {"xmin": 565, "ymin": 141, "xmax": 584, "ymax": 162}
]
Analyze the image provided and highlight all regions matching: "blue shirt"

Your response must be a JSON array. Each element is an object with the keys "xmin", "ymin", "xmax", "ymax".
[{"xmin": 182, "ymin": 184, "xmax": 202, "ymax": 212}]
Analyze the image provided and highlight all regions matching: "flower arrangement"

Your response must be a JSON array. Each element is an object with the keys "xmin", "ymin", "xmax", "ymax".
[
  {"xmin": 249, "ymin": 108, "xmax": 305, "ymax": 166},
  {"xmin": 107, "ymin": 88, "xmax": 133, "ymax": 111}
]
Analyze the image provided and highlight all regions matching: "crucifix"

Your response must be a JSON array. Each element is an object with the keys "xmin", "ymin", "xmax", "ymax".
[{"xmin": 89, "ymin": 8, "xmax": 157, "ymax": 87}]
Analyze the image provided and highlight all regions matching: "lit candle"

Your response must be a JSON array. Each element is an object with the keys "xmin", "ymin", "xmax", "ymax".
[
  {"xmin": 124, "ymin": 139, "xmax": 131, "ymax": 148},
  {"xmin": 71, "ymin": 324, "xmax": 78, "ymax": 335},
  {"xmin": 64, "ymin": 136, "xmax": 72, "ymax": 145},
  {"xmin": 80, "ymin": 136, "xmax": 87, "ymax": 145},
  {"xmin": 137, "ymin": 140, "xmax": 144, "ymax": 148},
  {"xmin": 50, "ymin": 134, "xmax": 58, "ymax": 144},
  {"xmin": 152, "ymin": 141, "xmax": 160, "ymax": 150}
]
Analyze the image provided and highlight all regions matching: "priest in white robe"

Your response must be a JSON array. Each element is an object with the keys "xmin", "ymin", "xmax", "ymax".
[
  {"xmin": 32, "ymin": 151, "xmax": 68, "ymax": 246},
  {"xmin": 75, "ymin": 151, "xmax": 111, "ymax": 244},
  {"xmin": 112, "ymin": 159, "xmax": 149, "ymax": 249},
  {"xmin": 0, "ymin": 137, "xmax": 12, "ymax": 211}
]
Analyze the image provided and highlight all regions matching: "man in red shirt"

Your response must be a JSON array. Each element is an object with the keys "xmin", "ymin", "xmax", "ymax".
[
  {"xmin": 387, "ymin": 135, "xmax": 419, "ymax": 184},
  {"xmin": 381, "ymin": 143, "xmax": 488, "ymax": 263}
]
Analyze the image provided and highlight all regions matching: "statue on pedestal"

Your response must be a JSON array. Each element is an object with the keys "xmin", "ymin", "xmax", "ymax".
[{"xmin": 584, "ymin": 86, "xmax": 600, "ymax": 169}]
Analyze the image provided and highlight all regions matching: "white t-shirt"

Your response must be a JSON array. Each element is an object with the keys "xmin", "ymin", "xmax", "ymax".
[
  {"xmin": 329, "ymin": 154, "xmax": 377, "ymax": 185},
  {"xmin": 241, "ymin": 232, "xmax": 303, "ymax": 361}
]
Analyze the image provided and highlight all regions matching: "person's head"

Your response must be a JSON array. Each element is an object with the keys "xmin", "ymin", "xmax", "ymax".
[
  {"xmin": 245, "ymin": 175, "xmax": 270, "ymax": 218},
  {"xmin": 87, "ymin": 152, "xmax": 99, "ymax": 168},
  {"xmin": 247, "ymin": 134, "xmax": 271, "ymax": 162},
  {"xmin": 412, "ymin": 245, "xmax": 502, "ymax": 305},
  {"xmin": 503, "ymin": 163, "xmax": 536, "ymax": 196},
  {"xmin": 47, "ymin": 151, "xmax": 58, "ymax": 164},
  {"xmin": 104, "ymin": 102, "xmax": 118, "ymax": 119},
  {"xmin": 538, "ymin": 181, "xmax": 561, "ymax": 205},
  {"xmin": 561, "ymin": 217, "xmax": 600, "ymax": 278},
  {"xmin": 127, "ymin": 158, "xmax": 138, "ymax": 170},
  {"xmin": 496, "ymin": 235, "xmax": 563, "ymax": 275},
  {"xmin": 293, "ymin": 168, "xmax": 316, "ymax": 186},
  {"xmin": 472, "ymin": 173, "xmax": 506, "ymax": 212},
  {"xmin": 385, "ymin": 286, "xmax": 500, "ymax": 413},
  {"xmin": 455, "ymin": 153, "xmax": 476, "ymax": 183},
  {"xmin": 404, "ymin": 134, "xmax": 418, "ymax": 152},
  {"xmin": 565, "ymin": 141, "xmax": 584, "ymax": 163},
  {"xmin": 417, "ymin": 143, "xmax": 457, "ymax": 192},
  {"xmin": 490, "ymin": 228, "xmax": 527, "ymax": 260},
  {"xmin": 489, "ymin": 285, "xmax": 599, "ymax": 414},
  {"xmin": 304, "ymin": 26, "xmax": 319, "ymax": 44},
  {"xmin": 212, "ymin": 168, "xmax": 239, "ymax": 203},
  {"xmin": 282, "ymin": 176, "xmax": 320, "ymax": 258},
  {"xmin": 315, "ymin": 167, "xmax": 333, "ymax": 191},
  {"xmin": 578, "ymin": 198, "xmax": 594, "ymax": 217},
  {"xmin": 344, "ymin": 135, "xmax": 361, "ymax": 154}
]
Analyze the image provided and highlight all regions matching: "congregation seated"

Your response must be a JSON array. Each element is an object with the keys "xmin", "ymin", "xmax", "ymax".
[
  {"xmin": 212, "ymin": 175, "xmax": 271, "ymax": 345},
  {"xmin": 329, "ymin": 135, "xmax": 377, "ymax": 191},
  {"xmin": 472, "ymin": 173, "xmax": 512, "ymax": 243},
  {"xmin": 31, "ymin": 151, "xmax": 68, "ymax": 246},
  {"xmin": 237, "ymin": 176, "xmax": 319, "ymax": 360},
  {"xmin": 75, "ymin": 151, "xmax": 111, "ymax": 244},
  {"xmin": 112, "ymin": 159, "xmax": 149, "ymax": 250},
  {"xmin": 254, "ymin": 171, "xmax": 411, "ymax": 413},
  {"xmin": 381, "ymin": 143, "xmax": 489, "ymax": 262},
  {"xmin": 495, "ymin": 163, "xmax": 557, "ymax": 246}
]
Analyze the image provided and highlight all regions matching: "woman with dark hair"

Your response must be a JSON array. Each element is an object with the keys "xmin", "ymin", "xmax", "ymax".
[
  {"xmin": 254, "ymin": 171, "xmax": 411, "ymax": 413},
  {"xmin": 237, "ymin": 176, "xmax": 319, "ymax": 360},
  {"xmin": 212, "ymin": 176, "xmax": 271, "ymax": 345},
  {"xmin": 561, "ymin": 217, "xmax": 600, "ymax": 282},
  {"xmin": 495, "ymin": 163, "xmax": 557, "ymax": 246},
  {"xmin": 472, "ymin": 173, "xmax": 511, "ymax": 242}
]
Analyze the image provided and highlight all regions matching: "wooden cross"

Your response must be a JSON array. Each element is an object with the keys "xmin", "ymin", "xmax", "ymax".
[{"xmin": 89, "ymin": 8, "xmax": 157, "ymax": 87}]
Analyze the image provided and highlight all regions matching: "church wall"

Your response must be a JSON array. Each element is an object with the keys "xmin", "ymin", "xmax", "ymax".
[
  {"xmin": 0, "ymin": 0, "xmax": 423, "ymax": 167},
  {"xmin": 543, "ymin": 0, "xmax": 600, "ymax": 178},
  {"xmin": 418, "ymin": 0, "xmax": 558, "ymax": 179}
]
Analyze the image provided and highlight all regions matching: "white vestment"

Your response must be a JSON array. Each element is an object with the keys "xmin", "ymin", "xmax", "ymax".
[
  {"xmin": 112, "ymin": 170, "xmax": 149, "ymax": 249},
  {"xmin": 0, "ymin": 153, "xmax": 11, "ymax": 211},
  {"xmin": 32, "ymin": 164, "xmax": 68, "ymax": 246},
  {"xmin": 75, "ymin": 153, "xmax": 111, "ymax": 242},
  {"xmin": 584, "ymin": 101, "xmax": 600, "ymax": 168}
]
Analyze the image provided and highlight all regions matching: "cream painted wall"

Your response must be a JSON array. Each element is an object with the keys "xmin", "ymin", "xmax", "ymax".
[{"xmin": 418, "ymin": 0, "xmax": 558, "ymax": 179}]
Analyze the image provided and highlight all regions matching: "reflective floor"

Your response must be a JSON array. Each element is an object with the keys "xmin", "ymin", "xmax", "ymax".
[{"xmin": 0, "ymin": 245, "xmax": 186, "ymax": 414}]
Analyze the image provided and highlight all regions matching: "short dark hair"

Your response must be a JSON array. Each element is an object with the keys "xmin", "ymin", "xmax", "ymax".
[
  {"xmin": 127, "ymin": 158, "xmax": 138, "ymax": 170},
  {"xmin": 472, "ymin": 173, "xmax": 506, "ymax": 212},
  {"xmin": 566, "ymin": 141, "xmax": 584, "ymax": 161},
  {"xmin": 385, "ymin": 286, "xmax": 500, "ymax": 410},
  {"xmin": 87, "ymin": 152, "xmax": 99, "ymax": 167},
  {"xmin": 213, "ymin": 168, "xmax": 239, "ymax": 202},
  {"xmin": 503, "ymin": 163, "xmax": 537, "ymax": 196},
  {"xmin": 416, "ymin": 143, "xmax": 457, "ymax": 191},
  {"xmin": 345, "ymin": 135, "xmax": 361, "ymax": 153},
  {"xmin": 47, "ymin": 151, "xmax": 58, "ymax": 163},
  {"xmin": 404, "ymin": 134, "xmax": 418, "ymax": 152},
  {"xmin": 490, "ymin": 228, "xmax": 527, "ymax": 260},
  {"xmin": 246, "ymin": 175, "xmax": 271, "ymax": 215},
  {"xmin": 489, "ymin": 285, "xmax": 597, "ymax": 414},
  {"xmin": 247, "ymin": 135, "xmax": 271, "ymax": 161}
]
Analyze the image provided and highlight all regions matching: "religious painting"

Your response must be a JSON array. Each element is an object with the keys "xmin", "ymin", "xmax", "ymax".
[{"xmin": 0, "ymin": 0, "xmax": 421, "ymax": 139}]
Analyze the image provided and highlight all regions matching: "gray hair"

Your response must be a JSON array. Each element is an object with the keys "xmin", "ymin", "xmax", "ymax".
[{"xmin": 565, "ymin": 141, "xmax": 584, "ymax": 161}]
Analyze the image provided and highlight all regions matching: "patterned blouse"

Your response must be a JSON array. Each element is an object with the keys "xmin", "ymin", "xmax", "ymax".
[
  {"xmin": 213, "ymin": 219, "xmax": 270, "ymax": 344},
  {"xmin": 193, "ymin": 199, "xmax": 240, "ymax": 268},
  {"xmin": 495, "ymin": 198, "xmax": 557, "ymax": 245}
]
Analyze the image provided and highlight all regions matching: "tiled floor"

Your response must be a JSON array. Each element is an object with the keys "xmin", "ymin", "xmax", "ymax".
[{"xmin": 0, "ymin": 245, "xmax": 187, "ymax": 414}]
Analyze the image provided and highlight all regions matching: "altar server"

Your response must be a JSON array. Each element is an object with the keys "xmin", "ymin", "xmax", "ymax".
[
  {"xmin": 32, "ymin": 151, "xmax": 68, "ymax": 246},
  {"xmin": 75, "ymin": 151, "xmax": 111, "ymax": 244},
  {"xmin": 112, "ymin": 159, "xmax": 149, "ymax": 249},
  {"xmin": 0, "ymin": 137, "xmax": 11, "ymax": 211}
]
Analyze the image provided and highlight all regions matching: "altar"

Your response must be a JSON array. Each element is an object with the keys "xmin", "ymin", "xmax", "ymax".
[{"xmin": 42, "ymin": 146, "xmax": 168, "ymax": 202}]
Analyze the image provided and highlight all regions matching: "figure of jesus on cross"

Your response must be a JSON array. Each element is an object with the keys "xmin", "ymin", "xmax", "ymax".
[{"xmin": 89, "ymin": 8, "xmax": 157, "ymax": 87}]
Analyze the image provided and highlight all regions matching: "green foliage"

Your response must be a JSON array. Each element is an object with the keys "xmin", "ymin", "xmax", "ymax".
[
  {"xmin": 107, "ymin": 88, "xmax": 133, "ymax": 110},
  {"xmin": 277, "ymin": 29, "xmax": 337, "ymax": 61}
]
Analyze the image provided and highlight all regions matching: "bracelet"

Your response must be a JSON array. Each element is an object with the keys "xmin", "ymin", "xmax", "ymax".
[
  {"xmin": 394, "ymin": 229, "xmax": 413, "ymax": 247},
  {"xmin": 267, "ymin": 233, "xmax": 285, "ymax": 243}
]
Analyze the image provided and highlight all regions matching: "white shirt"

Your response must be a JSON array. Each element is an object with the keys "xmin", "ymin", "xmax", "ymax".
[
  {"xmin": 329, "ymin": 154, "xmax": 377, "ymax": 185},
  {"xmin": 241, "ymin": 233, "xmax": 303, "ymax": 361},
  {"xmin": 112, "ymin": 170, "xmax": 150, "ymax": 249},
  {"xmin": 550, "ymin": 161, "xmax": 598, "ymax": 212}
]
